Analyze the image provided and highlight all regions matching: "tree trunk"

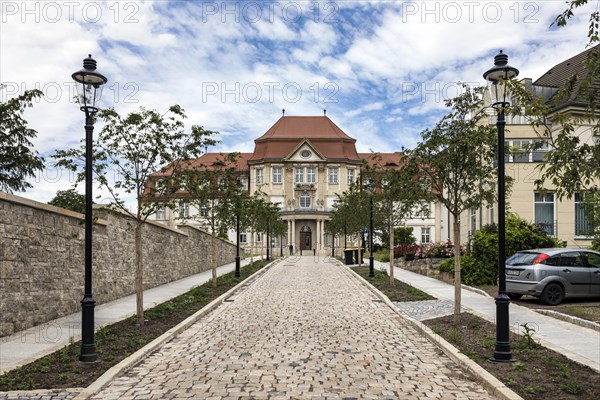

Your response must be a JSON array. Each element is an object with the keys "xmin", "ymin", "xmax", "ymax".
[
  {"xmin": 211, "ymin": 231, "xmax": 217, "ymax": 288},
  {"xmin": 250, "ymin": 229, "xmax": 254, "ymax": 265},
  {"xmin": 389, "ymin": 223, "xmax": 395, "ymax": 284},
  {"xmin": 453, "ymin": 219, "xmax": 461, "ymax": 315},
  {"xmin": 135, "ymin": 222, "xmax": 144, "ymax": 325}
]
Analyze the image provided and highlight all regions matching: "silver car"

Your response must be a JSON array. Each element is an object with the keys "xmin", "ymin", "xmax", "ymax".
[{"xmin": 505, "ymin": 248, "xmax": 600, "ymax": 305}]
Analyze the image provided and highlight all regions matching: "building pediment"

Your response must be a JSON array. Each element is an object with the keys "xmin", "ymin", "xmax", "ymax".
[{"xmin": 285, "ymin": 140, "xmax": 326, "ymax": 162}]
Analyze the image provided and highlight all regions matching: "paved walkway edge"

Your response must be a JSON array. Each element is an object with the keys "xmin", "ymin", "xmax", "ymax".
[
  {"xmin": 344, "ymin": 264, "xmax": 523, "ymax": 400},
  {"xmin": 73, "ymin": 259, "xmax": 280, "ymax": 400}
]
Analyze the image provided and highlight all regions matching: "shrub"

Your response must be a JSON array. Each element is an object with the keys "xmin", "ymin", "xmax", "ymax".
[
  {"xmin": 470, "ymin": 214, "xmax": 561, "ymax": 283},
  {"xmin": 394, "ymin": 240, "xmax": 466, "ymax": 260},
  {"xmin": 437, "ymin": 255, "xmax": 495, "ymax": 285}
]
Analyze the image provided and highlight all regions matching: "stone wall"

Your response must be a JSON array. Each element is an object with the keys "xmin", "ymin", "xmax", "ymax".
[
  {"xmin": 395, "ymin": 257, "xmax": 451, "ymax": 282},
  {"xmin": 0, "ymin": 193, "xmax": 236, "ymax": 336}
]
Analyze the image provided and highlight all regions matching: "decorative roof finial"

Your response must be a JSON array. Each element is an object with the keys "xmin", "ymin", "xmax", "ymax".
[
  {"xmin": 323, "ymin": 109, "xmax": 326, "ymax": 116},
  {"xmin": 282, "ymin": 108, "xmax": 285, "ymax": 117}
]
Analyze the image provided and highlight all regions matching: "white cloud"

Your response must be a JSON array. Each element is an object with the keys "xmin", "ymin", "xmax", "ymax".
[{"xmin": 1, "ymin": 0, "xmax": 595, "ymax": 208}]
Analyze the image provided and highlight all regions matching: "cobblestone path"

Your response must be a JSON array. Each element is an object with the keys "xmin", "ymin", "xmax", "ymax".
[
  {"xmin": 394, "ymin": 299, "xmax": 460, "ymax": 321},
  {"xmin": 89, "ymin": 257, "xmax": 494, "ymax": 399}
]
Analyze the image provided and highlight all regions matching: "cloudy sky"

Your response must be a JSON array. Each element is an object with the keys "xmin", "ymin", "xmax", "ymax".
[{"xmin": 1, "ymin": 0, "xmax": 598, "ymax": 208}]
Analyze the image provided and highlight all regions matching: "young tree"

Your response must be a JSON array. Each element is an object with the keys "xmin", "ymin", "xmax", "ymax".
[
  {"xmin": 48, "ymin": 188, "xmax": 86, "ymax": 213},
  {"xmin": 178, "ymin": 152, "xmax": 239, "ymax": 287},
  {"xmin": 0, "ymin": 88, "xmax": 45, "ymax": 193},
  {"xmin": 363, "ymin": 153, "xmax": 429, "ymax": 283},
  {"xmin": 53, "ymin": 105, "xmax": 217, "ymax": 324},
  {"xmin": 412, "ymin": 85, "xmax": 500, "ymax": 315},
  {"xmin": 328, "ymin": 182, "xmax": 370, "ymax": 261}
]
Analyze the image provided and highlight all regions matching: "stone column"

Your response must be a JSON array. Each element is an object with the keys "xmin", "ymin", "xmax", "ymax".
[
  {"xmin": 291, "ymin": 219, "xmax": 296, "ymax": 250},
  {"xmin": 315, "ymin": 219, "xmax": 321, "ymax": 250}
]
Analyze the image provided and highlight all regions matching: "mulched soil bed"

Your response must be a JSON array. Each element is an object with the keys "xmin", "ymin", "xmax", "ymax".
[
  {"xmin": 351, "ymin": 266, "xmax": 435, "ymax": 302},
  {"xmin": 0, "ymin": 260, "xmax": 267, "ymax": 391},
  {"xmin": 424, "ymin": 313, "xmax": 600, "ymax": 400}
]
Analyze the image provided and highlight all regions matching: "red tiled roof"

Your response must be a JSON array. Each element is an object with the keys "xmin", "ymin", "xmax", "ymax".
[
  {"xmin": 358, "ymin": 152, "xmax": 406, "ymax": 168},
  {"xmin": 250, "ymin": 116, "xmax": 360, "ymax": 161}
]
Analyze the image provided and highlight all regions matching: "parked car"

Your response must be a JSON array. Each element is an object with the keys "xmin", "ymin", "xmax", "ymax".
[{"xmin": 505, "ymin": 248, "xmax": 600, "ymax": 305}]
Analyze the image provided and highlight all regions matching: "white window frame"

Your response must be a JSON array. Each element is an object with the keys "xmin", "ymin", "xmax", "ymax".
[
  {"xmin": 156, "ymin": 207, "xmax": 167, "ymax": 221},
  {"xmin": 574, "ymin": 192, "xmax": 593, "ymax": 238},
  {"xmin": 306, "ymin": 167, "xmax": 316, "ymax": 183},
  {"xmin": 506, "ymin": 139, "xmax": 549, "ymax": 163},
  {"xmin": 179, "ymin": 202, "xmax": 190, "ymax": 218},
  {"xmin": 534, "ymin": 192, "xmax": 555, "ymax": 236},
  {"xmin": 347, "ymin": 168, "xmax": 355, "ymax": 185},
  {"xmin": 295, "ymin": 167, "xmax": 304, "ymax": 183},
  {"xmin": 300, "ymin": 192, "xmax": 311, "ymax": 208},
  {"xmin": 256, "ymin": 168, "xmax": 264, "ymax": 185},
  {"xmin": 272, "ymin": 167, "xmax": 282, "ymax": 184},
  {"xmin": 421, "ymin": 227, "xmax": 431, "ymax": 244},
  {"xmin": 328, "ymin": 167, "xmax": 339, "ymax": 184},
  {"xmin": 240, "ymin": 231, "xmax": 247, "ymax": 243}
]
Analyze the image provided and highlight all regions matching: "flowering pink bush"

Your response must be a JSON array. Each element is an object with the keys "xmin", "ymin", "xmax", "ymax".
[{"xmin": 393, "ymin": 240, "xmax": 466, "ymax": 260}]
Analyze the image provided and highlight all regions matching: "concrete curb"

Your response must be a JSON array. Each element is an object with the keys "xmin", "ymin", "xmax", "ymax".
[
  {"xmin": 343, "ymin": 264, "xmax": 524, "ymax": 400},
  {"xmin": 73, "ymin": 259, "xmax": 280, "ymax": 400},
  {"xmin": 533, "ymin": 309, "xmax": 600, "ymax": 332}
]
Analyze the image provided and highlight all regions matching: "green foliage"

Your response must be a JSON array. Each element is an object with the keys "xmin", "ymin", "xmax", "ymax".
[
  {"xmin": 440, "ymin": 215, "xmax": 561, "ymax": 285},
  {"xmin": 411, "ymin": 84, "xmax": 502, "ymax": 220},
  {"xmin": 471, "ymin": 215, "xmax": 562, "ymax": 277},
  {"xmin": 520, "ymin": 322, "xmax": 540, "ymax": 350},
  {"xmin": 438, "ymin": 255, "xmax": 494, "ymax": 285},
  {"xmin": 48, "ymin": 189, "xmax": 86, "ymax": 214},
  {"xmin": 0, "ymin": 88, "xmax": 45, "ymax": 193}
]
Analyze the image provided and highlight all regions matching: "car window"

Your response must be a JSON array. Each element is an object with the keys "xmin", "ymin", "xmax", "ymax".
[
  {"xmin": 561, "ymin": 252, "xmax": 584, "ymax": 267},
  {"xmin": 584, "ymin": 252, "xmax": 600, "ymax": 268},
  {"xmin": 506, "ymin": 252, "xmax": 539, "ymax": 266},
  {"xmin": 543, "ymin": 256, "xmax": 562, "ymax": 266}
]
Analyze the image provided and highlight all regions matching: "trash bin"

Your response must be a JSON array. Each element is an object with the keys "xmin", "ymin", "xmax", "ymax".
[{"xmin": 344, "ymin": 249, "xmax": 354, "ymax": 265}]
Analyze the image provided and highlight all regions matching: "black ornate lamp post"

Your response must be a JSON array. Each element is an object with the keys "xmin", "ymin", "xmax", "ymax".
[
  {"xmin": 235, "ymin": 179, "xmax": 242, "ymax": 278},
  {"xmin": 72, "ymin": 55, "xmax": 107, "ymax": 363},
  {"xmin": 483, "ymin": 50, "xmax": 519, "ymax": 362}
]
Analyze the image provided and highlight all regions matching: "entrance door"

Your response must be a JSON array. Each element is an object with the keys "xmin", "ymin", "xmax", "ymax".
[{"xmin": 300, "ymin": 226, "xmax": 312, "ymax": 250}]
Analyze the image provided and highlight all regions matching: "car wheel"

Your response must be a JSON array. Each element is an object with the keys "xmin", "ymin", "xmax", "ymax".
[
  {"xmin": 507, "ymin": 293, "xmax": 523, "ymax": 300},
  {"xmin": 540, "ymin": 283, "xmax": 564, "ymax": 306}
]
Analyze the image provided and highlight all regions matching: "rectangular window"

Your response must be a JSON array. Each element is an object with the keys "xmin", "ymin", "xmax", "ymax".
[
  {"xmin": 421, "ymin": 227, "xmax": 431, "ymax": 244},
  {"xmin": 347, "ymin": 168, "xmax": 355, "ymax": 185},
  {"xmin": 532, "ymin": 139, "xmax": 549, "ymax": 162},
  {"xmin": 272, "ymin": 167, "xmax": 282, "ymax": 184},
  {"xmin": 179, "ymin": 202, "xmax": 189, "ymax": 218},
  {"xmin": 300, "ymin": 193, "xmax": 311, "ymax": 208},
  {"xmin": 470, "ymin": 207, "xmax": 477, "ymax": 234},
  {"xmin": 256, "ymin": 233, "xmax": 262, "ymax": 242},
  {"xmin": 156, "ymin": 207, "xmax": 166, "ymax": 221},
  {"xmin": 240, "ymin": 231, "xmax": 247, "ymax": 243},
  {"xmin": 512, "ymin": 140, "xmax": 530, "ymax": 162},
  {"xmin": 489, "ymin": 206, "xmax": 494, "ymax": 225},
  {"xmin": 534, "ymin": 192, "xmax": 555, "ymax": 236},
  {"xmin": 239, "ymin": 176, "xmax": 248, "ymax": 190},
  {"xmin": 328, "ymin": 167, "xmax": 339, "ymax": 184},
  {"xmin": 506, "ymin": 139, "xmax": 549, "ymax": 162},
  {"xmin": 256, "ymin": 169, "xmax": 263, "ymax": 184},
  {"xmin": 306, "ymin": 167, "xmax": 316, "ymax": 183},
  {"xmin": 295, "ymin": 167, "xmax": 304, "ymax": 183},
  {"xmin": 200, "ymin": 203, "xmax": 209, "ymax": 217},
  {"xmin": 575, "ymin": 193, "xmax": 593, "ymax": 237}
]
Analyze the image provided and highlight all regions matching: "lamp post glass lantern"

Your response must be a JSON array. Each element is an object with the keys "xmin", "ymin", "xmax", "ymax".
[
  {"xmin": 72, "ymin": 54, "xmax": 107, "ymax": 363},
  {"xmin": 483, "ymin": 50, "xmax": 518, "ymax": 363}
]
